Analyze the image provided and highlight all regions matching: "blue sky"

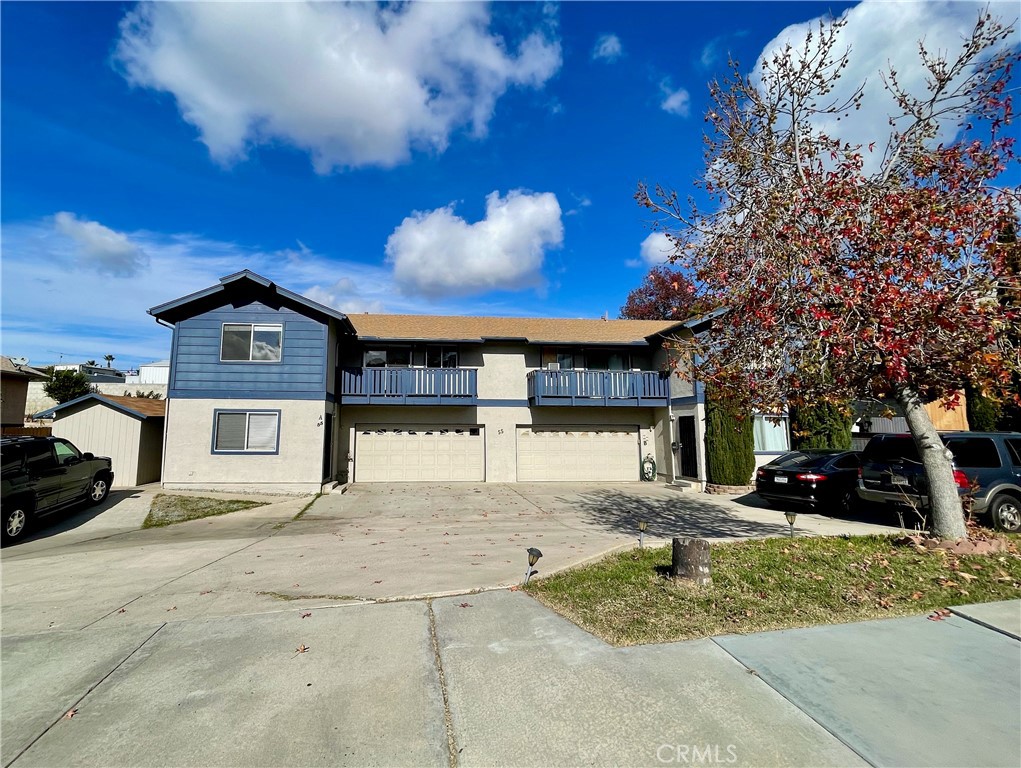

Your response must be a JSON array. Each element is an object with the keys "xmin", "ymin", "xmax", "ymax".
[{"xmin": 1, "ymin": 1, "xmax": 1014, "ymax": 370}]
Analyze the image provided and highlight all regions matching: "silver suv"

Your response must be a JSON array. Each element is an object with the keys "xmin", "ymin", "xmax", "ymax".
[{"xmin": 857, "ymin": 432, "xmax": 1021, "ymax": 532}]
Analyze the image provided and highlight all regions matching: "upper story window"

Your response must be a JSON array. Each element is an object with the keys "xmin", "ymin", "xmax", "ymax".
[
  {"xmin": 587, "ymin": 350, "xmax": 631, "ymax": 371},
  {"xmin": 364, "ymin": 347, "xmax": 411, "ymax": 367},
  {"xmin": 221, "ymin": 324, "xmax": 282, "ymax": 362},
  {"xmin": 427, "ymin": 346, "xmax": 459, "ymax": 368}
]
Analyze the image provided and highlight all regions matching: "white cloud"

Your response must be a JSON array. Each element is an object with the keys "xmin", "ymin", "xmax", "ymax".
[
  {"xmin": 638, "ymin": 232, "xmax": 673, "ymax": 266},
  {"xmin": 385, "ymin": 190, "xmax": 564, "ymax": 298},
  {"xmin": 660, "ymin": 83, "xmax": 691, "ymax": 117},
  {"xmin": 592, "ymin": 34, "xmax": 622, "ymax": 62},
  {"xmin": 114, "ymin": 2, "xmax": 561, "ymax": 173},
  {"xmin": 305, "ymin": 278, "xmax": 385, "ymax": 315},
  {"xmin": 754, "ymin": 0, "xmax": 1017, "ymax": 170},
  {"xmin": 53, "ymin": 212, "xmax": 149, "ymax": 277}
]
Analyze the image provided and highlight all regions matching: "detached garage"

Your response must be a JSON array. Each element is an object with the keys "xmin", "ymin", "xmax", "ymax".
[
  {"xmin": 354, "ymin": 424, "xmax": 485, "ymax": 482},
  {"xmin": 517, "ymin": 426, "xmax": 640, "ymax": 481},
  {"xmin": 37, "ymin": 394, "xmax": 165, "ymax": 487}
]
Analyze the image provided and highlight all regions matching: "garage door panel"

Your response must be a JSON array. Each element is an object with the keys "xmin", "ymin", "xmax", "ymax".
[
  {"xmin": 355, "ymin": 425, "xmax": 484, "ymax": 482},
  {"xmin": 517, "ymin": 426, "xmax": 639, "ymax": 482}
]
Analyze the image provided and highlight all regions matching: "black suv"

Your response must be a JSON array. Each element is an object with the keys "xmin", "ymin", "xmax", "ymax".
[
  {"xmin": 1, "ymin": 436, "xmax": 114, "ymax": 542},
  {"xmin": 857, "ymin": 432, "xmax": 1021, "ymax": 531}
]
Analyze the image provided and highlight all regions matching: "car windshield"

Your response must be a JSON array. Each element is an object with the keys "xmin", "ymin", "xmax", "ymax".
[{"xmin": 768, "ymin": 451, "xmax": 837, "ymax": 469}]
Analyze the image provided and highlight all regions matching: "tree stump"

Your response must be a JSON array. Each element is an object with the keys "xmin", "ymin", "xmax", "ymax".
[{"xmin": 671, "ymin": 537, "xmax": 712, "ymax": 586}]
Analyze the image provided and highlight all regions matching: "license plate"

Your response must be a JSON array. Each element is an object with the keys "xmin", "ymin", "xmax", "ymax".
[
  {"xmin": 889, "ymin": 474, "xmax": 907, "ymax": 485},
  {"xmin": 774, "ymin": 476, "xmax": 788, "ymax": 484}
]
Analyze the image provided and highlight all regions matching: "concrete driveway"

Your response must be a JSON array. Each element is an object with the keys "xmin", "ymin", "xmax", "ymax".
[
  {"xmin": 2, "ymin": 485, "xmax": 1014, "ymax": 768},
  {"xmin": 1, "ymin": 482, "xmax": 900, "ymax": 635}
]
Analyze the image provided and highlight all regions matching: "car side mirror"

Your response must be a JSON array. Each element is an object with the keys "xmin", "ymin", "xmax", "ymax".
[{"xmin": 82, "ymin": 452, "xmax": 94, "ymax": 461}]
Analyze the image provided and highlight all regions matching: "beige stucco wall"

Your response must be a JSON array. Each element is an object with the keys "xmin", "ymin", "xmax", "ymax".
[
  {"xmin": 51, "ymin": 407, "xmax": 144, "ymax": 487},
  {"xmin": 339, "ymin": 404, "xmax": 660, "ymax": 483},
  {"xmin": 1, "ymin": 378, "xmax": 30, "ymax": 426},
  {"xmin": 162, "ymin": 398, "xmax": 326, "ymax": 494}
]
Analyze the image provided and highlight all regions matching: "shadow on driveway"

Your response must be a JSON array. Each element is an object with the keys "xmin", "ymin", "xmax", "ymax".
[
  {"xmin": 557, "ymin": 488, "xmax": 792, "ymax": 540},
  {"xmin": 3, "ymin": 490, "xmax": 141, "ymax": 548}
]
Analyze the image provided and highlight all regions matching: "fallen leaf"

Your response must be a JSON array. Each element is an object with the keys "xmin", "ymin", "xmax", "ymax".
[
  {"xmin": 300, "ymin": 612, "xmax": 312, "ymax": 619},
  {"xmin": 166, "ymin": 606, "xmax": 177, "ymax": 611},
  {"xmin": 200, "ymin": 590, "xmax": 213, "ymax": 595},
  {"xmin": 294, "ymin": 644, "xmax": 310, "ymax": 655},
  {"xmin": 117, "ymin": 608, "xmax": 126, "ymax": 614},
  {"xmin": 244, "ymin": 571, "xmax": 255, "ymax": 575},
  {"xmin": 910, "ymin": 592, "xmax": 924, "ymax": 600},
  {"xmin": 958, "ymin": 572, "xmax": 978, "ymax": 582},
  {"xmin": 64, "ymin": 708, "xmax": 78, "ymax": 719},
  {"xmin": 458, "ymin": 602, "xmax": 473, "ymax": 608},
  {"xmin": 373, "ymin": 580, "xmax": 382, "ymax": 584}
]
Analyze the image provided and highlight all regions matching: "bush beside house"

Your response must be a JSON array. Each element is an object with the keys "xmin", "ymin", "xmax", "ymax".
[{"xmin": 704, "ymin": 387, "xmax": 755, "ymax": 489}]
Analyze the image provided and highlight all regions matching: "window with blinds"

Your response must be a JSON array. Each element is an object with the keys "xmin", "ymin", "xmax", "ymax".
[{"xmin": 213, "ymin": 411, "xmax": 280, "ymax": 453}]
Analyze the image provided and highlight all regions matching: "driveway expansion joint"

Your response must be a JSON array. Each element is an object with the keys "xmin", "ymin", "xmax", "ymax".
[
  {"xmin": 428, "ymin": 599, "xmax": 459, "ymax": 768},
  {"xmin": 3, "ymin": 622, "xmax": 168, "ymax": 768},
  {"xmin": 709, "ymin": 637, "xmax": 879, "ymax": 768}
]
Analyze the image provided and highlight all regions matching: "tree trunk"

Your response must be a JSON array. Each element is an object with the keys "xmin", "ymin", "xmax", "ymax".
[
  {"xmin": 671, "ymin": 537, "xmax": 712, "ymax": 586},
  {"xmin": 895, "ymin": 385, "xmax": 968, "ymax": 540}
]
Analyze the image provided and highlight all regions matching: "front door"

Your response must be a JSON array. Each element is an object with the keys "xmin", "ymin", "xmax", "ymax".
[{"xmin": 677, "ymin": 416, "xmax": 698, "ymax": 478}]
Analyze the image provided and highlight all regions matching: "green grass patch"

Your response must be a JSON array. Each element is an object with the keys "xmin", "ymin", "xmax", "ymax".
[
  {"xmin": 142, "ymin": 494, "xmax": 269, "ymax": 528},
  {"xmin": 525, "ymin": 534, "xmax": 1021, "ymax": 646},
  {"xmin": 292, "ymin": 492, "xmax": 321, "ymax": 521}
]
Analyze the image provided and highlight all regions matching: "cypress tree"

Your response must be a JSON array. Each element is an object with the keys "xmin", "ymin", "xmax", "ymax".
[
  {"xmin": 704, "ymin": 387, "xmax": 755, "ymax": 485},
  {"xmin": 965, "ymin": 381, "xmax": 1002, "ymax": 432},
  {"xmin": 789, "ymin": 402, "xmax": 853, "ymax": 450}
]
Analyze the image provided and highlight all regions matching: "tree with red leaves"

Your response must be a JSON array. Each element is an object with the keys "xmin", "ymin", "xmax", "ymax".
[
  {"xmin": 619, "ymin": 265, "xmax": 698, "ymax": 320},
  {"xmin": 637, "ymin": 12, "xmax": 1019, "ymax": 540}
]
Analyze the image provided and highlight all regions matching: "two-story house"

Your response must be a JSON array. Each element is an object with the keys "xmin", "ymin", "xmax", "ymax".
[{"xmin": 148, "ymin": 270, "xmax": 724, "ymax": 494}]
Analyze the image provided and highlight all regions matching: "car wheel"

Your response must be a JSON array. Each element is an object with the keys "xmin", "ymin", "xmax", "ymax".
[
  {"xmin": 989, "ymin": 494, "xmax": 1021, "ymax": 533},
  {"xmin": 89, "ymin": 475, "xmax": 110, "ymax": 505},
  {"xmin": 3, "ymin": 504, "xmax": 30, "ymax": 542}
]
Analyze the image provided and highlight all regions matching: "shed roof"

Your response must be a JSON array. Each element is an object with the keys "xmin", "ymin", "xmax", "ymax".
[
  {"xmin": 35, "ymin": 394, "xmax": 167, "ymax": 421},
  {"xmin": 348, "ymin": 315, "xmax": 682, "ymax": 345}
]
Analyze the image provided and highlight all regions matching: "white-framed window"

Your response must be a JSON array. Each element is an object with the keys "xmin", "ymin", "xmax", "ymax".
[
  {"xmin": 221, "ymin": 323, "xmax": 283, "ymax": 362},
  {"xmin": 753, "ymin": 415, "xmax": 790, "ymax": 453},
  {"xmin": 213, "ymin": 410, "xmax": 280, "ymax": 453}
]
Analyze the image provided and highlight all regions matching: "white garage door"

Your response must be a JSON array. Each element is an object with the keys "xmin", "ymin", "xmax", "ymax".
[
  {"xmin": 516, "ymin": 426, "xmax": 640, "ymax": 482},
  {"xmin": 354, "ymin": 425, "xmax": 485, "ymax": 482}
]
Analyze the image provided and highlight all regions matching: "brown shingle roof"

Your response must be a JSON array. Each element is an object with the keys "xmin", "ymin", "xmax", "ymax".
[
  {"xmin": 99, "ymin": 395, "xmax": 167, "ymax": 418},
  {"xmin": 348, "ymin": 315, "xmax": 680, "ymax": 345}
]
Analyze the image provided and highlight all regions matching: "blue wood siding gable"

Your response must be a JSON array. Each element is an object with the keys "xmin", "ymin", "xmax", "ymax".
[{"xmin": 170, "ymin": 302, "xmax": 327, "ymax": 400}]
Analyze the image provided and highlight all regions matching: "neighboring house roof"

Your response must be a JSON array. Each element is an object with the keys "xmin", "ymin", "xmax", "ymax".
[
  {"xmin": 0, "ymin": 356, "xmax": 48, "ymax": 381},
  {"xmin": 34, "ymin": 394, "xmax": 167, "ymax": 421},
  {"xmin": 148, "ymin": 270, "xmax": 356, "ymax": 332},
  {"xmin": 349, "ymin": 315, "xmax": 681, "ymax": 345}
]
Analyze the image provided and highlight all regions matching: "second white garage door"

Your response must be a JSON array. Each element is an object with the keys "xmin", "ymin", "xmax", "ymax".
[
  {"xmin": 354, "ymin": 425, "xmax": 485, "ymax": 482},
  {"xmin": 516, "ymin": 426, "xmax": 640, "ymax": 482}
]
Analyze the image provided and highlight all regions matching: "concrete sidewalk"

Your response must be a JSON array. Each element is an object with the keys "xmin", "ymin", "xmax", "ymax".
[{"xmin": 4, "ymin": 593, "xmax": 1018, "ymax": 768}]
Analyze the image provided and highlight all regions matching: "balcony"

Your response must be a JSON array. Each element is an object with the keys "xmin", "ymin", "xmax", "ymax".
[
  {"xmin": 527, "ymin": 370, "xmax": 670, "ymax": 407},
  {"xmin": 340, "ymin": 367, "xmax": 477, "ymax": 405}
]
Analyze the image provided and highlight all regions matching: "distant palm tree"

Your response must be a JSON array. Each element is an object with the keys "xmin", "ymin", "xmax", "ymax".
[
  {"xmin": 85, "ymin": 360, "xmax": 97, "ymax": 366},
  {"xmin": 104, "ymin": 354, "xmax": 115, "ymax": 368}
]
